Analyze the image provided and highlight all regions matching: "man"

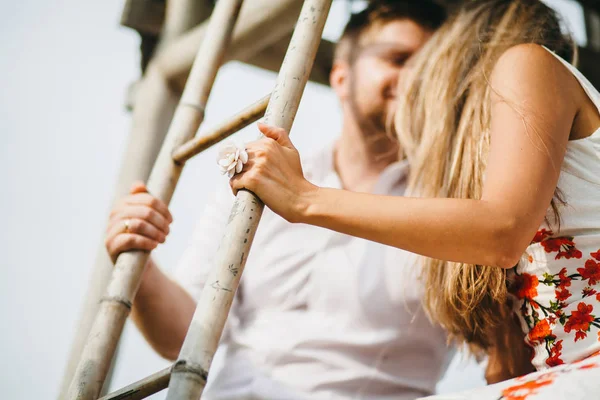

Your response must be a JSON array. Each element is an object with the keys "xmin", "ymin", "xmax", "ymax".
[{"xmin": 105, "ymin": 2, "xmax": 449, "ymax": 398}]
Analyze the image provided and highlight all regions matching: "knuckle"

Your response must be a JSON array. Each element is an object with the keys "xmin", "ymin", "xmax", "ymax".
[
  {"xmin": 148, "ymin": 196, "xmax": 160, "ymax": 208},
  {"xmin": 142, "ymin": 208, "xmax": 154, "ymax": 220},
  {"xmin": 247, "ymin": 174, "xmax": 259, "ymax": 186},
  {"xmin": 124, "ymin": 234, "xmax": 136, "ymax": 247},
  {"xmin": 129, "ymin": 219, "xmax": 140, "ymax": 232}
]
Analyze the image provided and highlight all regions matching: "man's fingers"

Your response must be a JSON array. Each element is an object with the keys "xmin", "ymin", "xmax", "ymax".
[
  {"xmin": 129, "ymin": 181, "xmax": 148, "ymax": 195},
  {"xmin": 110, "ymin": 206, "xmax": 171, "ymax": 235},
  {"xmin": 106, "ymin": 218, "xmax": 166, "ymax": 244},
  {"xmin": 107, "ymin": 234, "xmax": 159, "ymax": 262},
  {"xmin": 124, "ymin": 193, "xmax": 173, "ymax": 222}
]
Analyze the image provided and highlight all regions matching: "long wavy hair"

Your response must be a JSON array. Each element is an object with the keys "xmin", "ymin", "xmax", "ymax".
[{"xmin": 393, "ymin": 0, "xmax": 575, "ymax": 353}]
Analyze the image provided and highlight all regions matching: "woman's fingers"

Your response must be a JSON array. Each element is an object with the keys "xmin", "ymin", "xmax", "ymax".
[
  {"xmin": 229, "ymin": 170, "xmax": 247, "ymax": 195},
  {"xmin": 257, "ymin": 123, "xmax": 294, "ymax": 149}
]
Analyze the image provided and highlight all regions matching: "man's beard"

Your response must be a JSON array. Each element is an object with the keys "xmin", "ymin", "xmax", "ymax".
[
  {"xmin": 347, "ymin": 68, "xmax": 399, "ymax": 157},
  {"xmin": 350, "ymin": 94, "xmax": 397, "ymax": 154},
  {"xmin": 357, "ymin": 108, "xmax": 388, "ymax": 137}
]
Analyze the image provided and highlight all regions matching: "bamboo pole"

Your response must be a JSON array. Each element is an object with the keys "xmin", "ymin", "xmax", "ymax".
[
  {"xmin": 165, "ymin": 1, "xmax": 333, "ymax": 399},
  {"xmin": 159, "ymin": 0, "xmax": 213, "ymax": 45},
  {"xmin": 96, "ymin": 92, "xmax": 269, "ymax": 400},
  {"xmin": 172, "ymin": 93, "xmax": 270, "ymax": 163},
  {"xmin": 244, "ymin": 35, "xmax": 335, "ymax": 86},
  {"xmin": 65, "ymin": 1, "xmax": 245, "ymax": 398},
  {"xmin": 57, "ymin": 2, "xmax": 210, "ymax": 398},
  {"xmin": 98, "ymin": 367, "xmax": 171, "ymax": 400},
  {"xmin": 151, "ymin": 0, "xmax": 305, "ymax": 94}
]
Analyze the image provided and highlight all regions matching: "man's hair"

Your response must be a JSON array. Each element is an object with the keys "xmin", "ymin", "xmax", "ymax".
[{"xmin": 335, "ymin": 0, "xmax": 447, "ymax": 60}]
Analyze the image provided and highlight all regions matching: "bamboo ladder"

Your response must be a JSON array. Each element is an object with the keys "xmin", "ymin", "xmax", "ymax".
[
  {"xmin": 67, "ymin": 0, "xmax": 332, "ymax": 398},
  {"xmin": 58, "ymin": 2, "xmax": 215, "ymax": 398}
]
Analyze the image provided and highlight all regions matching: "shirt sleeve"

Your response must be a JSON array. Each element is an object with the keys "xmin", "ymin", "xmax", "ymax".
[{"xmin": 171, "ymin": 181, "xmax": 236, "ymax": 301}]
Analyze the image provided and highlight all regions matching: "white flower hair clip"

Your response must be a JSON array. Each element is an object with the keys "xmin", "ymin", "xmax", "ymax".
[{"xmin": 217, "ymin": 140, "xmax": 248, "ymax": 178}]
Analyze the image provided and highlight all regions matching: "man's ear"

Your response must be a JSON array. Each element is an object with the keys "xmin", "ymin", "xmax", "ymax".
[{"xmin": 330, "ymin": 60, "xmax": 351, "ymax": 100}]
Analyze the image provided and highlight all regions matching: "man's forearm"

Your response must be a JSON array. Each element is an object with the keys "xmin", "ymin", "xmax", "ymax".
[{"xmin": 131, "ymin": 259, "xmax": 196, "ymax": 360}]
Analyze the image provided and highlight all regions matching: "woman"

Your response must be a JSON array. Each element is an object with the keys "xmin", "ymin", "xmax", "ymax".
[{"xmin": 230, "ymin": 0, "xmax": 600, "ymax": 397}]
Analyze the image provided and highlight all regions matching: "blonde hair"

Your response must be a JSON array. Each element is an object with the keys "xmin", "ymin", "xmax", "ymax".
[{"xmin": 394, "ymin": 0, "xmax": 575, "ymax": 353}]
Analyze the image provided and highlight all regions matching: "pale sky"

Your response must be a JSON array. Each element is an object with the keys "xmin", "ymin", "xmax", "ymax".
[{"xmin": 0, "ymin": 0, "xmax": 586, "ymax": 398}]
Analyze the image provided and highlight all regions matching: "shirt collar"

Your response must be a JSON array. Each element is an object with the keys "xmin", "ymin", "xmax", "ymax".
[{"xmin": 302, "ymin": 141, "xmax": 409, "ymax": 196}]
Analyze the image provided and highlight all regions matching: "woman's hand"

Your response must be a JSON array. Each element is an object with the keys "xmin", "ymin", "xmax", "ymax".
[
  {"xmin": 105, "ymin": 181, "xmax": 173, "ymax": 263},
  {"xmin": 230, "ymin": 123, "xmax": 318, "ymax": 223}
]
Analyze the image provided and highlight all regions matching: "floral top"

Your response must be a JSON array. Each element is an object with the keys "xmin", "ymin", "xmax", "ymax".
[{"xmin": 507, "ymin": 49, "xmax": 600, "ymax": 370}]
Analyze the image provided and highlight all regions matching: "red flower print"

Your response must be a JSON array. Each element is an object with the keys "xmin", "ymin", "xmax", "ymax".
[
  {"xmin": 596, "ymin": 293, "xmax": 600, "ymax": 302},
  {"xmin": 546, "ymin": 340, "xmax": 564, "ymax": 367},
  {"xmin": 591, "ymin": 250, "xmax": 600, "ymax": 261},
  {"xmin": 501, "ymin": 374, "xmax": 555, "ymax": 400},
  {"xmin": 557, "ymin": 268, "xmax": 572, "ymax": 289},
  {"xmin": 582, "ymin": 287, "xmax": 598, "ymax": 298},
  {"xmin": 546, "ymin": 353, "xmax": 564, "ymax": 367},
  {"xmin": 575, "ymin": 331, "xmax": 588, "ymax": 341},
  {"xmin": 528, "ymin": 319, "xmax": 555, "ymax": 344},
  {"xmin": 555, "ymin": 309, "xmax": 564, "ymax": 317},
  {"xmin": 564, "ymin": 302, "xmax": 594, "ymax": 340},
  {"xmin": 532, "ymin": 229, "xmax": 553, "ymax": 244},
  {"xmin": 548, "ymin": 315, "xmax": 557, "ymax": 324},
  {"xmin": 511, "ymin": 273, "xmax": 539, "ymax": 301},
  {"xmin": 541, "ymin": 236, "xmax": 582, "ymax": 260},
  {"xmin": 556, "ymin": 288, "xmax": 571, "ymax": 302},
  {"xmin": 578, "ymin": 258, "xmax": 600, "ymax": 286}
]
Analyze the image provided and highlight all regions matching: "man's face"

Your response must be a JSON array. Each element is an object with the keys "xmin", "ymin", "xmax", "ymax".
[{"xmin": 337, "ymin": 20, "xmax": 432, "ymax": 138}]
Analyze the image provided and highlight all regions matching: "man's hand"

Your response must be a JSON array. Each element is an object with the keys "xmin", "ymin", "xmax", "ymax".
[{"xmin": 105, "ymin": 181, "xmax": 173, "ymax": 263}]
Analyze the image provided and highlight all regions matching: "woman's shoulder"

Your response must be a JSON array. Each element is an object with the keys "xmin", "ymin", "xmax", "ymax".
[
  {"xmin": 492, "ymin": 43, "xmax": 576, "ymax": 91},
  {"xmin": 490, "ymin": 43, "xmax": 582, "ymax": 118}
]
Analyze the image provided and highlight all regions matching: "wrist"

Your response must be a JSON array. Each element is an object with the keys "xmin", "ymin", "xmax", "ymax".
[{"xmin": 294, "ymin": 182, "xmax": 323, "ymax": 224}]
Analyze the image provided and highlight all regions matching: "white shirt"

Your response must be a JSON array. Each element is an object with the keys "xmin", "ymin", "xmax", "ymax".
[{"xmin": 173, "ymin": 143, "xmax": 450, "ymax": 400}]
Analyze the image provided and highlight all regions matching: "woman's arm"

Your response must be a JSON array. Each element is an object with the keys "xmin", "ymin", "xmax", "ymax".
[{"xmin": 233, "ymin": 44, "xmax": 578, "ymax": 268}]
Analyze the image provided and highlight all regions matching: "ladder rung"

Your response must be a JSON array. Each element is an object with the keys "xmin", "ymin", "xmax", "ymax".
[
  {"xmin": 172, "ymin": 93, "xmax": 270, "ymax": 163},
  {"xmin": 98, "ymin": 366, "xmax": 171, "ymax": 400}
]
